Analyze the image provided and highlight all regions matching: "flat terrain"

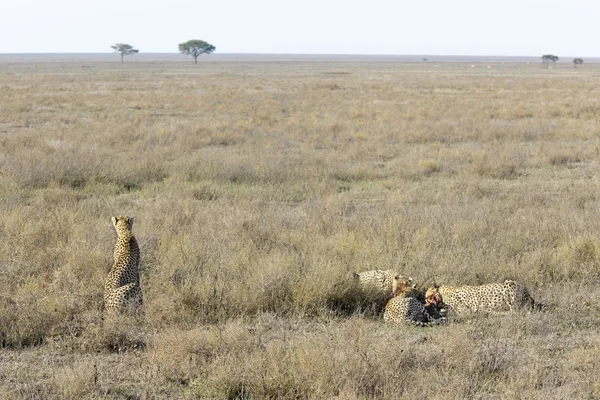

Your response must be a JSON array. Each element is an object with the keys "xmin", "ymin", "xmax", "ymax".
[{"xmin": 1, "ymin": 58, "xmax": 600, "ymax": 399}]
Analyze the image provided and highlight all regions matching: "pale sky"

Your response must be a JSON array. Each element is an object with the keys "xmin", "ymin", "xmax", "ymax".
[{"xmin": 1, "ymin": 0, "xmax": 598, "ymax": 56}]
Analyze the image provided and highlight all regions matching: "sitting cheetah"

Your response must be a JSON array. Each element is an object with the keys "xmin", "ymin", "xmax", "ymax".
[
  {"xmin": 425, "ymin": 279, "xmax": 539, "ymax": 315},
  {"xmin": 104, "ymin": 216, "xmax": 143, "ymax": 313},
  {"xmin": 383, "ymin": 277, "xmax": 445, "ymax": 326},
  {"xmin": 353, "ymin": 269, "xmax": 408, "ymax": 294}
]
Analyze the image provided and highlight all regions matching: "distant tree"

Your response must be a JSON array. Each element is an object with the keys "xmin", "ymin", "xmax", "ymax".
[
  {"xmin": 111, "ymin": 43, "xmax": 139, "ymax": 63},
  {"xmin": 422, "ymin": 58, "xmax": 428, "ymax": 62},
  {"xmin": 573, "ymin": 58, "xmax": 584, "ymax": 68},
  {"xmin": 178, "ymin": 40, "xmax": 215, "ymax": 64},
  {"xmin": 541, "ymin": 54, "xmax": 559, "ymax": 68}
]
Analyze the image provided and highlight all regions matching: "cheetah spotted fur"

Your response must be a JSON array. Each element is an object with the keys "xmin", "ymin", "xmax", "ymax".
[
  {"xmin": 104, "ymin": 216, "xmax": 143, "ymax": 313},
  {"xmin": 383, "ymin": 277, "xmax": 445, "ymax": 326},
  {"xmin": 425, "ymin": 279, "xmax": 539, "ymax": 315},
  {"xmin": 353, "ymin": 269, "xmax": 407, "ymax": 294}
]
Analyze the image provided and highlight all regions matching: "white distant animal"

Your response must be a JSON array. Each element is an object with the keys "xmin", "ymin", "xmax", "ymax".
[{"xmin": 471, "ymin": 65, "xmax": 475, "ymax": 68}]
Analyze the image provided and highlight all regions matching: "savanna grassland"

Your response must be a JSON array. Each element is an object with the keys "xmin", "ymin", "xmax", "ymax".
[{"xmin": 1, "ymin": 57, "xmax": 600, "ymax": 399}]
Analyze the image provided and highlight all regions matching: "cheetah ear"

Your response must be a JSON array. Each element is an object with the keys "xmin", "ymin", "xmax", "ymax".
[
  {"xmin": 353, "ymin": 272, "xmax": 360, "ymax": 280},
  {"xmin": 433, "ymin": 280, "xmax": 439, "ymax": 289},
  {"xmin": 111, "ymin": 217, "xmax": 118, "ymax": 227}
]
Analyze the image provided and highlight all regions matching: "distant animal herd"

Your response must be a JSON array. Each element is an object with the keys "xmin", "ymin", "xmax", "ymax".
[{"xmin": 105, "ymin": 216, "xmax": 541, "ymax": 326}]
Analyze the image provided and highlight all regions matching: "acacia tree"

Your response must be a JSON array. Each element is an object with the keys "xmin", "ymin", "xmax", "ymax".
[
  {"xmin": 573, "ymin": 58, "xmax": 584, "ymax": 68},
  {"xmin": 178, "ymin": 40, "xmax": 215, "ymax": 64},
  {"xmin": 111, "ymin": 43, "xmax": 139, "ymax": 63},
  {"xmin": 541, "ymin": 54, "xmax": 559, "ymax": 68}
]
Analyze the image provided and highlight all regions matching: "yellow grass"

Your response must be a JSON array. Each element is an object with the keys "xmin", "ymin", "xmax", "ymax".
[{"xmin": 1, "ymin": 59, "xmax": 600, "ymax": 398}]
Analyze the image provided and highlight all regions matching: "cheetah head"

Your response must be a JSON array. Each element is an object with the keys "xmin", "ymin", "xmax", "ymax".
[
  {"xmin": 390, "ymin": 276, "xmax": 415, "ymax": 298},
  {"xmin": 112, "ymin": 216, "xmax": 134, "ymax": 232},
  {"xmin": 424, "ymin": 282, "xmax": 443, "ymax": 306}
]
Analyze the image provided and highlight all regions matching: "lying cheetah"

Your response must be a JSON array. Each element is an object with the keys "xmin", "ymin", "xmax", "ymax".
[
  {"xmin": 425, "ymin": 279, "xmax": 539, "ymax": 315},
  {"xmin": 353, "ymin": 269, "xmax": 407, "ymax": 294},
  {"xmin": 383, "ymin": 277, "xmax": 445, "ymax": 326},
  {"xmin": 104, "ymin": 216, "xmax": 143, "ymax": 313}
]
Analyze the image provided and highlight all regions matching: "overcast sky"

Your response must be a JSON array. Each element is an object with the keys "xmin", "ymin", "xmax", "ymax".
[{"xmin": 1, "ymin": 0, "xmax": 598, "ymax": 56}]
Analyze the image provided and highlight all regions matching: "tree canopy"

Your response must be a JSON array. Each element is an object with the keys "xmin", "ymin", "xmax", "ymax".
[
  {"xmin": 541, "ymin": 54, "xmax": 559, "ymax": 68},
  {"xmin": 573, "ymin": 58, "xmax": 584, "ymax": 68},
  {"xmin": 179, "ymin": 40, "xmax": 216, "ymax": 64},
  {"xmin": 111, "ymin": 43, "xmax": 139, "ymax": 63}
]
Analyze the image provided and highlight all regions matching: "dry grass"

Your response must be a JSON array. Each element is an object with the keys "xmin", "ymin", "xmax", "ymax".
[{"xmin": 1, "ymin": 59, "xmax": 600, "ymax": 398}]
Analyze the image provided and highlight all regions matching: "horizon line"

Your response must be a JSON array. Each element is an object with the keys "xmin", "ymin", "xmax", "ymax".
[{"xmin": 0, "ymin": 52, "xmax": 596, "ymax": 58}]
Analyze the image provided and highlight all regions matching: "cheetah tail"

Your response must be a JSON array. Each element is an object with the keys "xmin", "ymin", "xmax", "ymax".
[
  {"xmin": 531, "ymin": 299, "xmax": 545, "ymax": 311},
  {"xmin": 523, "ymin": 288, "xmax": 544, "ymax": 311}
]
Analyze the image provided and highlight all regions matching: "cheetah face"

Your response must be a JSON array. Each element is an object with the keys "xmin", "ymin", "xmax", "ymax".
[
  {"xmin": 424, "ymin": 286, "xmax": 443, "ymax": 306},
  {"xmin": 112, "ymin": 216, "xmax": 134, "ymax": 231},
  {"xmin": 390, "ymin": 276, "xmax": 415, "ymax": 298}
]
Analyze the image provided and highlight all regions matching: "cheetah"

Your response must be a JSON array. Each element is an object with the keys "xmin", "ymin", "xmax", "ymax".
[
  {"xmin": 425, "ymin": 279, "xmax": 540, "ymax": 316},
  {"xmin": 353, "ymin": 269, "xmax": 408, "ymax": 295},
  {"xmin": 104, "ymin": 216, "xmax": 143, "ymax": 313},
  {"xmin": 383, "ymin": 277, "xmax": 445, "ymax": 326}
]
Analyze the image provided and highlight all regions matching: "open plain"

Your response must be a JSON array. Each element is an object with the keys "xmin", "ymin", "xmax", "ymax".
[{"xmin": 1, "ymin": 56, "xmax": 600, "ymax": 399}]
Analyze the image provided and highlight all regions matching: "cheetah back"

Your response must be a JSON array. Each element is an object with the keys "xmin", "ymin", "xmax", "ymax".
[
  {"xmin": 104, "ymin": 216, "xmax": 143, "ymax": 313},
  {"xmin": 354, "ymin": 270, "xmax": 409, "ymax": 296},
  {"xmin": 432, "ymin": 280, "xmax": 536, "ymax": 314}
]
